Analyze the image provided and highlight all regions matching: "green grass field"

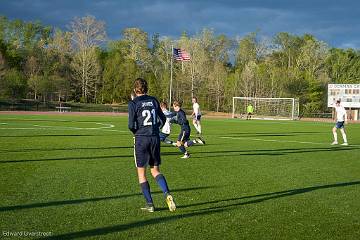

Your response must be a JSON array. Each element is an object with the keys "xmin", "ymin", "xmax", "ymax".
[{"xmin": 0, "ymin": 113, "xmax": 359, "ymax": 240}]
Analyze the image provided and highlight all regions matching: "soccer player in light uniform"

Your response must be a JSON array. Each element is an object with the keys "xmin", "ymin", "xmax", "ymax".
[
  {"xmin": 172, "ymin": 101, "xmax": 204, "ymax": 159},
  {"xmin": 191, "ymin": 97, "xmax": 202, "ymax": 135},
  {"xmin": 128, "ymin": 78, "xmax": 176, "ymax": 212},
  {"xmin": 331, "ymin": 100, "xmax": 348, "ymax": 146},
  {"xmin": 159, "ymin": 102, "xmax": 176, "ymax": 146}
]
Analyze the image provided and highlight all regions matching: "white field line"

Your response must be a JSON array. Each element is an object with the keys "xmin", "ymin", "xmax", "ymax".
[
  {"xmin": 101, "ymin": 129, "xmax": 128, "ymax": 132},
  {"xmin": 29, "ymin": 122, "xmax": 115, "ymax": 130},
  {"xmin": 0, "ymin": 117, "xmax": 75, "ymax": 122},
  {"xmin": 0, "ymin": 121, "xmax": 128, "ymax": 132},
  {"xmin": 220, "ymin": 136, "xmax": 360, "ymax": 147},
  {"xmin": 0, "ymin": 127, "xmax": 127, "ymax": 132}
]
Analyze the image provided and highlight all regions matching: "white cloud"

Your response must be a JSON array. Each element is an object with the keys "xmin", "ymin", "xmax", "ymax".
[{"xmin": 339, "ymin": 41, "xmax": 360, "ymax": 49}]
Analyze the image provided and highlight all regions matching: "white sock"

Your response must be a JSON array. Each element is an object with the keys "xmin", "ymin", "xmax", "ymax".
[
  {"xmin": 340, "ymin": 129, "xmax": 347, "ymax": 143},
  {"xmin": 333, "ymin": 132, "xmax": 338, "ymax": 142},
  {"xmin": 197, "ymin": 124, "xmax": 202, "ymax": 134},
  {"xmin": 194, "ymin": 123, "xmax": 201, "ymax": 133}
]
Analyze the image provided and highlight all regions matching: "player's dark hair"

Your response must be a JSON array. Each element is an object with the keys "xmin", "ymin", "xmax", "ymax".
[
  {"xmin": 134, "ymin": 78, "xmax": 148, "ymax": 95},
  {"xmin": 173, "ymin": 100, "xmax": 182, "ymax": 107},
  {"xmin": 336, "ymin": 100, "xmax": 341, "ymax": 104},
  {"xmin": 160, "ymin": 102, "xmax": 168, "ymax": 109},
  {"xmin": 192, "ymin": 97, "xmax": 198, "ymax": 102}
]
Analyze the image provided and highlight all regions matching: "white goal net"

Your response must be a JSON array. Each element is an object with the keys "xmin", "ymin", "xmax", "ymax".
[{"xmin": 232, "ymin": 97, "xmax": 299, "ymax": 120}]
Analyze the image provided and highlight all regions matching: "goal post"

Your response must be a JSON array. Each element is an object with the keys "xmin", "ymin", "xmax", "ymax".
[{"xmin": 232, "ymin": 97, "xmax": 299, "ymax": 120}]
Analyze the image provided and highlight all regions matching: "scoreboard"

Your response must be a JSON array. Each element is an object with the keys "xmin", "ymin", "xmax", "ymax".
[{"xmin": 328, "ymin": 84, "xmax": 360, "ymax": 108}]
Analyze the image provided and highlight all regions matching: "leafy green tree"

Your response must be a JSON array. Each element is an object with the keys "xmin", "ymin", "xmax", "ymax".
[
  {"xmin": 102, "ymin": 40, "xmax": 137, "ymax": 103},
  {"xmin": 208, "ymin": 61, "xmax": 227, "ymax": 111},
  {"xmin": 273, "ymin": 32, "xmax": 303, "ymax": 69},
  {"xmin": 27, "ymin": 75, "xmax": 41, "ymax": 99},
  {"xmin": 1, "ymin": 68, "xmax": 26, "ymax": 99},
  {"xmin": 0, "ymin": 50, "xmax": 6, "ymax": 79},
  {"xmin": 326, "ymin": 48, "xmax": 360, "ymax": 83},
  {"xmin": 70, "ymin": 15, "xmax": 107, "ymax": 102}
]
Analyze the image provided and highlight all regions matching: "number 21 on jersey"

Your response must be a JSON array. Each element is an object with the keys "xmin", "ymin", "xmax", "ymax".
[{"xmin": 142, "ymin": 109, "xmax": 156, "ymax": 126}]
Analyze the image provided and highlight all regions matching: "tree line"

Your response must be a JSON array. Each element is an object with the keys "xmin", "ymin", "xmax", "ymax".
[{"xmin": 0, "ymin": 15, "xmax": 359, "ymax": 114}]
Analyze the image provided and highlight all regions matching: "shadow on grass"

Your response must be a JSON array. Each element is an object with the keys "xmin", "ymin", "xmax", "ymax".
[
  {"xmin": 0, "ymin": 133, "xmax": 128, "ymax": 138},
  {"xmin": 0, "ymin": 119, "xmax": 115, "ymax": 123},
  {"xmin": 179, "ymin": 181, "xmax": 360, "ymax": 211},
  {"xmin": 0, "ymin": 154, "xmax": 134, "ymax": 164},
  {"xmin": 41, "ymin": 181, "xmax": 359, "ymax": 240},
  {"xmin": 192, "ymin": 146, "xmax": 360, "ymax": 158},
  {"xmin": 0, "ymin": 186, "xmax": 218, "ymax": 212},
  {"xmin": 2, "ymin": 146, "xmax": 358, "ymax": 163},
  {"xmin": 226, "ymin": 133, "xmax": 297, "ymax": 137},
  {"xmin": 2, "ymin": 150, "xmax": 198, "ymax": 163},
  {"xmin": 42, "ymin": 208, "xmax": 225, "ymax": 240},
  {"xmin": 0, "ymin": 146, "xmax": 132, "ymax": 153},
  {"xmin": 0, "ymin": 134, "xmax": 101, "ymax": 138}
]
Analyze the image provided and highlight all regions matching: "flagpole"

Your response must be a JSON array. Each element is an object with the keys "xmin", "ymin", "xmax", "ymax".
[
  {"xmin": 191, "ymin": 60, "xmax": 194, "ymax": 99},
  {"xmin": 169, "ymin": 45, "xmax": 173, "ymax": 110}
]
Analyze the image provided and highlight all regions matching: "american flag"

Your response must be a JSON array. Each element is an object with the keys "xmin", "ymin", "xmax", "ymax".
[{"xmin": 173, "ymin": 48, "xmax": 191, "ymax": 61}]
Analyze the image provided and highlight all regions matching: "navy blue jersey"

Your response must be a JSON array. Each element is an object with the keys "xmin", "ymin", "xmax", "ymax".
[
  {"xmin": 128, "ymin": 95, "xmax": 166, "ymax": 136},
  {"xmin": 173, "ymin": 109, "xmax": 190, "ymax": 131}
]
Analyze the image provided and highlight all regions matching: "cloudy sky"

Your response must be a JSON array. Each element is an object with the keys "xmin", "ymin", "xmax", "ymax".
[{"xmin": 1, "ymin": 0, "xmax": 359, "ymax": 49}]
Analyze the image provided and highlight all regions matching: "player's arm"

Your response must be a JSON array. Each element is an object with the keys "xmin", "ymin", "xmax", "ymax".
[
  {"xmin": 169, "ymin": 114, "xmax": 178, "ymax": 124},
  {"xmin": 156, "ymin": 100, "xmax": 166, "ymax": 129},
  {"xmin": 166, "ymin": 111, "xmax": 176, "ymax": 119},
  {"xmin": 128, "ymin": 101, "xmax": 137, "ymax": 134},
  {"xmin": 344, "ymin": 108, "xmax": 348, "ymax": 124},
  {"xmin": 169, "ymin": 111, "xmax": 179, "ymax": 124},
  {"xmin": 158, "ymin": 109, "xmax": 166, "ymax": 129},
  {"xmin": 191, "ymin": 105, "xmax": 195, "ymax": 116}
]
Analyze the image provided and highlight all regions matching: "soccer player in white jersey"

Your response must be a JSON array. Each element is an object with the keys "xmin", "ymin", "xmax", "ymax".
[
  {"xmin": 331, "ymin": 100, "xmax": 348, "ymax": 146},
  {"xmin": 191, "ymin": 97, "xmax": 202, "ymax": 135},
  {"xmin": 159, "ymin": 102, "xmax": 176, "ymax": 146}
]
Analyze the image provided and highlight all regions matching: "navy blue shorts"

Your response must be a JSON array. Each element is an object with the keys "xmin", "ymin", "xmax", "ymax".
[
  {"xmin": 335, "ymin": 121, "xmax": 345, "ymax": 129},
  {"xmin": 134, "ymin": 135, "xmax": 161, "ymax": 168},
  {"xmin": 193, "ymin": 115, "xmax": 201, "ymax": 121},
  {"xmin": 178, "ymin": 129, "xmax": 190, "ymax": 142},
  {"xmin": 159, "ymin": 132, "xmax": 169, "ymax": 142}
]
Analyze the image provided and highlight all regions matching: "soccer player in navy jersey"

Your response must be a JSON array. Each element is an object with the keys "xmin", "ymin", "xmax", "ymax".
[
  {"xmin": 172, "ymin": 100, "xmax": 204, "ymax": 159},
  {"xmin": 128, "ymin": 78, "xmax": 176, "ymax": 212}
]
